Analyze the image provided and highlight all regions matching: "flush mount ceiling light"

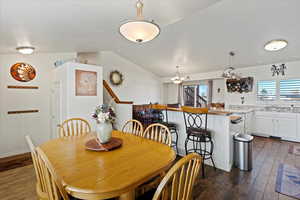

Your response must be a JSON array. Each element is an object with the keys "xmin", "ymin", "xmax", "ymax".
[
  {"xmin": 264, "ymin": 39, "xmax": 288, "ymax": 51},
  {"xmin": 119, "ymin": 0, "xmax": 160, "ymax": 43},
  {"xmin": 16, "ymin": 46, "xmax": 35, "ymax": 55},
  {"xmin": 171, "ymin": 66, "xmax": 185, "ymax": 84}
]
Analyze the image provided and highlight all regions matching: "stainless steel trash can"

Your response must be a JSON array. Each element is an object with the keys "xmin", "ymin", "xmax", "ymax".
[{"xmin": 234, "ymin": 133, "xmax": 254, "ymax": 171}]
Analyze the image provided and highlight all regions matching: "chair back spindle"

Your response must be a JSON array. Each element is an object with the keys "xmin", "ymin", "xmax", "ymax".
[
  {"xmin": 58, "ymin": 118, "xmax": 91, "ymax": 137},
  {"xmin": 152, "ymin": 153, "xmax": 202, "ymax": 200},
  {"xmin": 122, "ymin": 119, "xmax": 144, "ymax": 136},
  {"xmin": 25, "ymin": 135, "xmax": 48, "ymax": 199},
  {"xmin": 36, "ymin": 147, "xmax": 70, "ymax": 200},
  {"xmin": 143, "ymin": 123, "xmax": 172, "ymax": 146}
]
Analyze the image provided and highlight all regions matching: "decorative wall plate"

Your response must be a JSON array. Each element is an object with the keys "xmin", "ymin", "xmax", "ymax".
[
  {"xmin": 109, "ymin": 70, "xmax": 124, "ymax": 86},
  {"xmin": 10, "ymin": 63, "xmax": 36, "ymax": 82}
]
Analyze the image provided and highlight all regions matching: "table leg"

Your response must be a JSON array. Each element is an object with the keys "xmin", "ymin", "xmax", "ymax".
[{"xmin": 119, "ymin": 190, "xmax": 135, "ymax": 200}]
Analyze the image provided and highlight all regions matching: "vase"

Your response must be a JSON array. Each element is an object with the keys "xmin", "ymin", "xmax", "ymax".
[{"xmin": 96, "ymin": 122, "xmax": 112, "ymax": 144}]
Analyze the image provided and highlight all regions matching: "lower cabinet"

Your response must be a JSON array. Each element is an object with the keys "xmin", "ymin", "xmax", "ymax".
[
  {"xmin": 275, "ymin": 118, "xmax": 297, "ymax": 141},
  {"xmin": 254, "ymin": 116, "xmax": 273, "ymax": 136},
  {"xmin": 253, "ymin": 112, "xmax": 298, "ymax": 142}
]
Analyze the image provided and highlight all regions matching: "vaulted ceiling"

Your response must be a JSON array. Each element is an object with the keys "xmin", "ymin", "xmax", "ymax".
[{"xmin": 1, "ymin": 0, "xmax": 300, "ymax": 77}]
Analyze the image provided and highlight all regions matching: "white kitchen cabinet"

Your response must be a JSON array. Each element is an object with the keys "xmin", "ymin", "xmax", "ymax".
[
  {"xmin": 253, "ymin": 116, "xmax": 273, "ymax": 136},
  {"xmin": 275, "ymin": 118, "xmax": 297, "ymax": 141},
  {"xmin": 245, "ymin": 112, "xmax": 254, "ymax": 134},
  {"xmin": 253, "ymin": 111, "xmax": 298, "ymax": 142}
]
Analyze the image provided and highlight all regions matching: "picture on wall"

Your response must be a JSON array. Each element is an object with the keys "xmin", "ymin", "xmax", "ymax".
[{"xmin": 75, "ymin": 69, "xmax": 97, "ymax": 96}]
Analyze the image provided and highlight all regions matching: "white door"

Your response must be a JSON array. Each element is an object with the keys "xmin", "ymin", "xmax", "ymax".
[
  {"xmin": 254, "ymin": 116, "xmax": 273, "ymax": 136},
  {"xmin": 275, "ymin": 118, "xmax": 297, "ymax": 141},
  {"xmin": 50, "ymin": 81, "xmax": 62, "ymax": 138}
]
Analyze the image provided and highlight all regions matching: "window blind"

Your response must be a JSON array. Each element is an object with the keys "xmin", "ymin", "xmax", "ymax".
[
  {"xmin": 280, "ymin": 79, "xmax": 300, "ymax": 100},
  {"xmin": 257, "ymin": 80, "xmax": 276, "ymax": 101}
]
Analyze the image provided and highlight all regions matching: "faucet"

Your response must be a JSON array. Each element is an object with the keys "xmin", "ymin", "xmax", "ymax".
[
  {"xmin": 290, "ymin": 104, "xmax": 295, "ymax": 111},
  {"xmin": 241, "ymin": 97, "xmax": 245, "ymax": 104}
]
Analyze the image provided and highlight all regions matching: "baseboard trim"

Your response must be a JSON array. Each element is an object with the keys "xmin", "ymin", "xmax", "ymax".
[{"xmin": 0, "ymin": 152, "xmax": 32, "ymax": 172}]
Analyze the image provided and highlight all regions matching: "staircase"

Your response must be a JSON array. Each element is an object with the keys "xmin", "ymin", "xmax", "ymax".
[{"xmin": 184, "ymin": 86, "xmax": 207, "ymax": 107}]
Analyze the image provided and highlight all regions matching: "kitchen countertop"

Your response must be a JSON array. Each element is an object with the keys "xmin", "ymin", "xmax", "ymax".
[
  {"xmin": 228, "ymin": 105, "xmax": 300, "ymax": 114},
  {"xmin": 166, "ymin": 107, "xmax": 233, "ymax": 116},
  {"xmin": 223, "ymin": 109, "xmax": 254, "ymax": 114}
]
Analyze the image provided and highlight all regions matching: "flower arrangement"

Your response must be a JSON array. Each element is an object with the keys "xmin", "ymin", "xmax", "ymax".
[{"xmin": 92, "ymin": 104, "xmax": 116, "ymax": 124}]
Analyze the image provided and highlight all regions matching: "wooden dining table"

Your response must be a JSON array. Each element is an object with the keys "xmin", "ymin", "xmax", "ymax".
[{"xmin": 39, "ymin": 130, "xmax": 176, "ymax": 200}]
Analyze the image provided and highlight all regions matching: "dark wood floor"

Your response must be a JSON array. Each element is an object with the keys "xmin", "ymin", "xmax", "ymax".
[
  {"xmin": 1, "ymin": 136, "xmax": 299, "ymax": 200},
  {"xmin": 192, "ymin": 136, "xmax": 300, "ymax": 200}
]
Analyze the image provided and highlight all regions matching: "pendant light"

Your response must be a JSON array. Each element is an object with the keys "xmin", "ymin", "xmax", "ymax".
[
  {"xmin": 171, "ymin": 66, "xmax": 185, "ymax": 84},
  {"xmin": 119, "ymin": 0, "xmax": 160, "ymax": 43},
  {"xmin": 222, "ymin": 52, "xmax": 240, "ymax": 79}
]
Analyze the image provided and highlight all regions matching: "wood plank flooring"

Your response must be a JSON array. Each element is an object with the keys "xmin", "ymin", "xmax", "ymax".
[
  {"xmin": 0, "ymin": 136, "xmax": 299, "ymax": 200},
  {"xmin": 192, "ymin": 136, "xmax": 298, "ymax": 200}
]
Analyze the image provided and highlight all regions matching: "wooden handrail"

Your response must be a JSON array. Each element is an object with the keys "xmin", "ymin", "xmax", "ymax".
[{"xmin": 103, "ymin": 80, "xmax": 133, "ymax": 104}]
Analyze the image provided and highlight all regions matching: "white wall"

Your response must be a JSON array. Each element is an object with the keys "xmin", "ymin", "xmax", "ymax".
[
  {"xmin": 77, "ymin": 51, "xmax": 162, "ymax": 129},
  {"xmin": 100, "ymin": 51, "xmax": 162, "ymax": 104},
  {"xmin": 77, "ymin": 51, "xmax": 162, "ymax": 105},
  {"xmin": 54, "ymin": 62, "xmax": 103, "ymax": 131},
  {"xmin": 224, "ymin": 60, "xmax": 300, "ymax": 106},
  {"xmin": 162, "ymin": 83, "xmax": 179, "ymax": 104},
  {"xmin": 162, "ymin": 60, "xmax": 300, "ymax": 107},
  {"xmin": 0, "ymin": 53, "xmax": 76, "ymax": 158},
  {"xmin": 212, "ymin": 79, "xmax": 225, "ymax": 103}
]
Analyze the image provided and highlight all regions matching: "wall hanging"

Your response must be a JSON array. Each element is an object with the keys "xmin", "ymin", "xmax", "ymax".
[
  {"xmin": 271, "ymin": 64, "xmax": 286, "ymax": 76},
  {"xmin": 109, "ymin": 70, "xmax": 124, "ymax": 86},
  {"xmin": 10, "ymin": 63, "xmax": 36, "ymax": 82},
  {"xmin": 75, "ymin": 69, "xmax": 97, "ymax": 96}
]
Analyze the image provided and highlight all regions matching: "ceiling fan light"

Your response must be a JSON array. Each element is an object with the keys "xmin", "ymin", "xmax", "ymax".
[
  {"xmin": 264, "ymin": 39, "xmax": 288, "ymax": 51},
  {"xmin": 16, "ymin": 46, "xmax": 35, "ymax": 54}
]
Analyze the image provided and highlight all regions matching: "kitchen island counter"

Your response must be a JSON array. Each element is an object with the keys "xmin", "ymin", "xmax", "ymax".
[{"xmin": 168, "ymin": 109, "xmax": 235, "ymax": 172}]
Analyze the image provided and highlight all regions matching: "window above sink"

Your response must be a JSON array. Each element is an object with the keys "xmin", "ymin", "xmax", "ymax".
[{"xmin": 257, "ymin": 78, "xmax": 300, "ymax": 102}]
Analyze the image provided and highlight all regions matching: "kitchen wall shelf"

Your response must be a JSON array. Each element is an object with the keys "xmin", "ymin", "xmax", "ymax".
[
  {"xmin": 7, "ymin": 110, "xmax": 39, "ymax": 115},
  {"xmin": 7, "ymin": 85, "xmax": 39, "ymax": 89}
]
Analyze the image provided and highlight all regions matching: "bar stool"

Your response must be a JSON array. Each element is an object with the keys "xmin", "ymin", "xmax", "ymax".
[
  {"xmin": 181, "ymin": 106, "xmax": 216, "ymax": 178},
  {"xmin": 150, "ymin": 104, "xmax": 179, "ymax": 153}
]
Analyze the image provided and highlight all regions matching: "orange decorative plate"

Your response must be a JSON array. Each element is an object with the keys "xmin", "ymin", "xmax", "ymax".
[
  {"xmin": 85, "ymin": 137, "xmax": 122, "ymax": 151},
  {"xmin": 10, "ymin": 63, "xmax": 36, "ymax": 82}
]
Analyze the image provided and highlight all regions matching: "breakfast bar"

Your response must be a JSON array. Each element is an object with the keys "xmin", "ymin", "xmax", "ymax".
[{"xmin": 166, "ymin": 107, "xmax": 235, "ymax": 172}]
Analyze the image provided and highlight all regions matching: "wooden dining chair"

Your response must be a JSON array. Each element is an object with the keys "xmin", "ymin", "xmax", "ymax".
[
  {"xmin": 136, "ymin": 123, "xmax": 173, "ymax": 197},
  {"xmin": 152, "ymin": 153, "xmax": 202, "ymax": 200},
  {"xmin": 121, "ymin": 119, "xmax": 144, "ymax": 136},
  {"xmin": 36, "ymin": 147, "xmax": 70, "ymax": 200},
  {"xmin": 142, "ymin": 123, "xmax": 172, "ymax": 146},
  {"xmin": 25, "ymin": 135, "xmax": 48, "ymax": 200},
  {"xmin": 58, "ymin": 118, "xmax": 91, "ymax": 137}
]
